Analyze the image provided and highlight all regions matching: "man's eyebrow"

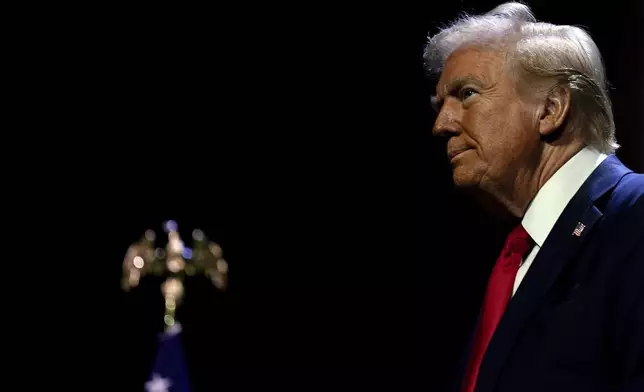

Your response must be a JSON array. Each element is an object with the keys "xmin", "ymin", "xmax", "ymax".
[{"xmin": 431, "ymin": 75, "xmax": 482, "ymax": 112}]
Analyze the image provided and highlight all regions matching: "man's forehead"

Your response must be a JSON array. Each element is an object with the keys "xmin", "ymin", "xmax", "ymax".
[{"xmin": 436, "ymin": 48, "xmax": 504, "ymax": 93}]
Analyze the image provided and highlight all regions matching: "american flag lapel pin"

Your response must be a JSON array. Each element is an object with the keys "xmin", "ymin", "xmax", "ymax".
[{"xmin": 573, "ymin": 222, "xmax": 585, "ymax": 236}]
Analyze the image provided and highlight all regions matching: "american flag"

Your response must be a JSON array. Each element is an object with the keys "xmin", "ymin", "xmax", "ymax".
[
  {"xmin": 573, "ymin": 222, "xmax": 585, "ymax": 237},
  {"xmin": 145, "ymin": 323, "xmax": 191, "ymax": 392}
]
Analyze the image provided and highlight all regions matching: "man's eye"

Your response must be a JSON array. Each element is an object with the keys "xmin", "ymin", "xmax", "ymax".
[{"xmin": 460, "ymin": 88, "xmax": 477, "ymax": 100}]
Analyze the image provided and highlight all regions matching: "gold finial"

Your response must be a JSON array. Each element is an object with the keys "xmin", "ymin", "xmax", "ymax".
[{"xmin": 122, "ymin": 220, "xmax": 229, "ymax": 330}]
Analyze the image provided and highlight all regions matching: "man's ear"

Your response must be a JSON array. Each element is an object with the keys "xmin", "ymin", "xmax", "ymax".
[{"xmin": 539, "ymin": 85, "xmax": 571, "ymax": 137}]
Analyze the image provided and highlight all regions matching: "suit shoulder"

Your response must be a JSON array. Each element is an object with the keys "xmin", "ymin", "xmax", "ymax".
[
  {"xmin": 617, "ymin": 171, "xmax": 644, "ymax": 197},
  {"xmin": 593, "ymin": 172, "xmax": 644, "ymax": 249},
  {"xmin": 593, "ymin": 173, "xmax": 644, "ymax": 291},
  {"xmin": 606, "ymin": 172, "xmax": 644, "ymax": 218}
]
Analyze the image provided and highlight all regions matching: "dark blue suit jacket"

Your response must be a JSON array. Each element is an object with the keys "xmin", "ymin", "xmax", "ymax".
[{"xmin": 454, "ymin": 154, "xmax": 644, "ymax": 392}]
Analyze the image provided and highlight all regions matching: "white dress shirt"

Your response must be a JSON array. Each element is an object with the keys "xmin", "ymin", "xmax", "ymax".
[{"xmin": 513, "ymin": 147, "xmax": 608, "ymax": 296}]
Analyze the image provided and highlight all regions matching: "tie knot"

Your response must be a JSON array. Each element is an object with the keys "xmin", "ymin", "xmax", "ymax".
[{"xmin": 504, "ymin": 224, "xmax": 533, "ymax": 256}]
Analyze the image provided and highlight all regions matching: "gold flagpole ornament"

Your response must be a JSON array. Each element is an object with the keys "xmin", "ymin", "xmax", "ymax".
[{"xmin": 122, "ymin": 220, "xmax": 228, "ymax": 329}]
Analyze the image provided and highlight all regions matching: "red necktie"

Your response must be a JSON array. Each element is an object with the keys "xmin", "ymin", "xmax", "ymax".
[{"xmin": 461, "ymin": 224, "xmax": 534, "ymax": 392}]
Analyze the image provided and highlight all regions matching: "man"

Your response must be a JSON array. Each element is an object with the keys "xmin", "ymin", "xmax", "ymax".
[{"xmin": 423, "ymin": 2, "xmax": 643, "ymax": 392}]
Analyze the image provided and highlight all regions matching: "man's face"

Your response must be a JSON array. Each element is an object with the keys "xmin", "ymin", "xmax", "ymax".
[{"xmin": 432, "ymin": 47, "xmax": 541, "ymax": 192}]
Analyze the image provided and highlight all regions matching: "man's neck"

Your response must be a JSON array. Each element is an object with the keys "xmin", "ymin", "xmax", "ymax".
[{"xmin": 489, "ymin": 142, "xmax": 585, "ymax": 218}]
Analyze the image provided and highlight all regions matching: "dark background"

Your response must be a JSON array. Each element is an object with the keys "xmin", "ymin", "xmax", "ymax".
[{"xmin": 56, "ymin": 1, "xmax": 642, "ymax": 390}]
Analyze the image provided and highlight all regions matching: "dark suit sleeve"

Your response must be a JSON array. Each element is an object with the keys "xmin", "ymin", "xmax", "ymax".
[{"xmin": 613, "ymin": 232, "xmax": 644, "ymax": 392}]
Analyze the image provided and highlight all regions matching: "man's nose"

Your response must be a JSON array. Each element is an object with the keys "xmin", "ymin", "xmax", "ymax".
[{"xmin": 432, "ymin": 103, "xmax": 461, "ymax": 138}]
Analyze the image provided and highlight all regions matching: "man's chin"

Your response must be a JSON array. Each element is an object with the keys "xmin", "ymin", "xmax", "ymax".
[
  {"xmin": 452, "ymin": 172, "xmax": 479, "ymax": 188},
  {"xmin": 451, "ymin": 178, "xmax": 515, "ymax": 220}
]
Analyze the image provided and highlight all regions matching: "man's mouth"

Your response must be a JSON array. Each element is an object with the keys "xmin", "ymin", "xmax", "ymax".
[{"xmin": 448, "ymin": 148, "xmax": 471, "ymax": 162}]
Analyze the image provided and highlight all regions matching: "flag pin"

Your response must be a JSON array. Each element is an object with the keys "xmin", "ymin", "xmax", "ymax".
[{"xmin": 572, "ymin": 222, "xmax": 585, "ymax": 236}]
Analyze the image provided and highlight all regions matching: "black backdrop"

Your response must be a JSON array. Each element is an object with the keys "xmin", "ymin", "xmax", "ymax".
[{"xmin": 62, "ymin": 1, "xmax": 643, "ymax": 391}]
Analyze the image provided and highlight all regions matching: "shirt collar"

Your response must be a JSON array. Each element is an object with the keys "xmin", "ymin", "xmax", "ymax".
[{"xmin": 522, "ymin": 146, "xmax": 608, "ymax": 247}]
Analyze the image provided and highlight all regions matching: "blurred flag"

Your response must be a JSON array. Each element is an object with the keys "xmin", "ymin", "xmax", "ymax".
[{"xmin": 144, "ymin": 323, "xmax": 191, "ymax": 392}]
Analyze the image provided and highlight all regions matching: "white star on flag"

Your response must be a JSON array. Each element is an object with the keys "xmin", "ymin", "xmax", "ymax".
[{"xmin": 145, "ymin": 373, "xmax": 172, "ymax": 392}]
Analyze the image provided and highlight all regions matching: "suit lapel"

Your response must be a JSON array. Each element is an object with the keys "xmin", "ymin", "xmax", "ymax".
[{"xmin": 474, "ymin": 155, "xmax": 631, "ymax": 392}]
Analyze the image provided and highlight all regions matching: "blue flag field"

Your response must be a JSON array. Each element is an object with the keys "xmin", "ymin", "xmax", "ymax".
[{"xmin": 144, "ymin": 323, "xmax": 191, "ymax": 392}]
